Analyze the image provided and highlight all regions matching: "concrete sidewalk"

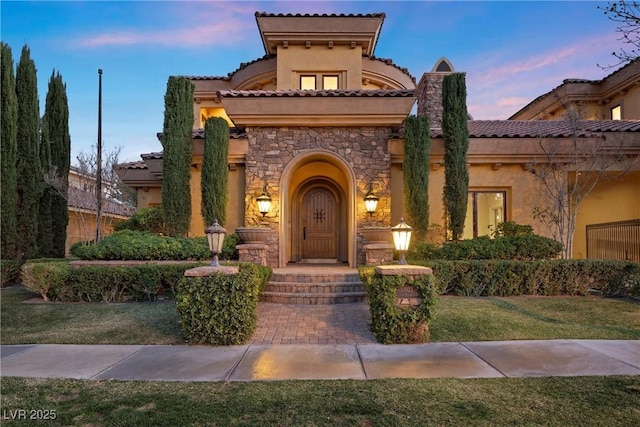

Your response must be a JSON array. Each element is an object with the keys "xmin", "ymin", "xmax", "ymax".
[{"xmin": 1, "ymin": 340, "xmax": 638, "ymax": 382}]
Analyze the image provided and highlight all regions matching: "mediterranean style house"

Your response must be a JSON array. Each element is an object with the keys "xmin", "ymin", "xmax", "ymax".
[{"xmin": 116, "ymin": 12, "xmax": 640, "ymax": 267}]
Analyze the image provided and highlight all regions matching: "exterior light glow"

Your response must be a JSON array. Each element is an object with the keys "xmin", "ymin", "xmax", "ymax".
[
  {"xmin": 391, "ymin": 217, "xmax": 413, "ymax": 265},
  {"xmin": 364, "ymin": 183, "xmax": 379, "ymax": 216},
  {"xmin": 205, "ymin": 219, "xmax": 227, "ymax": 267},
  {"xmin": 256, "ymin": 185, "xmax": 272, "ymax": 217}
]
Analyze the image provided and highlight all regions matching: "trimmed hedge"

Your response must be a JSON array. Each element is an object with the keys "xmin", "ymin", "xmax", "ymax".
[
  {"xmin": 175, "ymin": 263, "xmax": 272, "ymax": 345},
  {"xmin": 409, "ymin": 234, "xmax": 562, "ymax": 261},
  {"xmin": 70, "ymin": 230, "xmax": 239, "ymax": 261},
  {"xmin": 422, "ymin": 259, "xmax": 640, "ymax": 297},
  {"xmin": 412, "ymin": 235, "xmax": 562, "ymax": 261},
  {"xmin": 359, "ymin": 267, "xmax": 438, "ymax": 344},
  {"xmin": 20, "ymin": 260, "xmax": 205, "ymax": 302}
]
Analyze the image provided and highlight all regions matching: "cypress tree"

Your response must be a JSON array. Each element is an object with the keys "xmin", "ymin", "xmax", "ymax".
[
  {"xmin": 442, "ymin": 73, "xmax": 470, "ymax": 240},
  {"xmin": 44, "ymin": 71, "xmax": 71, "ymax": 257},
  {"xmin": 201, "ymin": 117, "xmax": 229, "ymax": 226},
  {"xmin": 1, "ymin": 42, "xmax": 18, "ymax": 259},
  {"xmin": 37, "ymin": 116, "xmax": 53, "ymax": 257},
  {"xmin": 403, "ymin": 115, "xmax": 431, "ymax": 240},
  {"xmin": 161, "ymin": 76, "xmax": 194, "ymax": 236},
  {"xmin": 15, "ymin": 45, "xmax": 41, "ymax": 259}
]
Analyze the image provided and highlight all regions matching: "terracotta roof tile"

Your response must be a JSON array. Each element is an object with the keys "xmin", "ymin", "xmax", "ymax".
[
  {"xmin": 116, "ymin": 160, "xmax": 147, "ymax": 170},
  {"xmin": 68, "ymin": 186, "xmax": 134, "ymax": 217},
  {"xmin": 217, "ymin": 89, "xmax": 414, "ymax": 98},
  {"xmin": 192, "ymin": 127, "xmax": 247, "ymax": 139},
  {"xmin": 140, "ymin": 152, "xmax": 163, "ymax": 160},
  {"xmin": 183, "ymin": 75, "xmax": 231, "ymax": 81},
  {"xmin": 255, "ymin": 12, "xmax": 386, "ymax": 18},
  {"xmin": 156, "ymin": 127, "xmax": 247, "ymax": 143},
  {"xmin": 364, "ymin": 55, "xmax": 415, "ymax": 83},
  {"xmin": 430, "ymin": 120, "xmax": 640, "ymax": 138}
]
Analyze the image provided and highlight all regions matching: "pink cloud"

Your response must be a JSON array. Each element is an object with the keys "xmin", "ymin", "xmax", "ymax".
[
  {"xmin": 74, "ymin": 2, "xmax": 258, "ymax": 48},
  {"xmin": 78, "ymin": 22, "xmax": 247, "ymax": 48}
]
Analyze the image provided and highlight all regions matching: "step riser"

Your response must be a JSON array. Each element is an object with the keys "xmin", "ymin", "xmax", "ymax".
[
  {"xmin": 265, "ymin": 283, "xmax": 365, "ymax": 294},
  {"xmin": 269, "ymin": 273, "xmax": 361, "ymax": 284},
  {"xmin": 260, "ymin": 293, "xmax": 368, "ymax": 305}
]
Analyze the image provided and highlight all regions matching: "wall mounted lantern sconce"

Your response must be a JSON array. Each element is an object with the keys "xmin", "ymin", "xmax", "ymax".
[
  {"xmin": 391, "ymin": 217, "xmax": 413, "ymax": 265},
  {"xmin": 364, "ymin": 183, "xmax": 379, "ymax": 216},
  {"xmin": 256, "ymin": 185, "xmax": 272, "ymax": 217},
  {"xmin": 205, "ymin": 219, "xmax": 226, "ymax": 267}
]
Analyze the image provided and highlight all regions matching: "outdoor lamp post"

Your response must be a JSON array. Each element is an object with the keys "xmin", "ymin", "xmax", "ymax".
[
  {"xmin": 256, "ymin": 185, "xmax": 272, "ymax": 217},
  {"xmin": 364, "ymin": 183, "xmax": 379, "ymax": 216},
  {"xmin": 391, "ymin": 217, "xmax": 413, "ymax": 265},
  {"xmin": 205, "ymin": 219, "xmax": 227, "ymax": 267}
]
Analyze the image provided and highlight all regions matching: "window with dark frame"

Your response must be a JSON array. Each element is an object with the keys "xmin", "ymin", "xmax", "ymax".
[
  {"xmin": 322, "ymin": 75, "xmax": 339, "ymax": 90},
  {"xmin": 300, "ymin": 75, "xmax": 316, "ymax": 90},
  {"xmin": 462, "ymin": 191, "xmax": 507, "ymax": 239},
  {"xmin": 611, "ymin": 104, "xmax": 622, "ymax": 120}
]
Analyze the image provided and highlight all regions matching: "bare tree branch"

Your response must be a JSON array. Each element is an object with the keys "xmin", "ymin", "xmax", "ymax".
[{"xmin": 599, "ymin": 1, "xmax": 640, "ymax": 69}]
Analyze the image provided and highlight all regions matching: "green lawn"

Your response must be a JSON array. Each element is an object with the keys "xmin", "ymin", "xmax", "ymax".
[
  {"xmin": 430, "ymin": 295, "xmax": 640, "ymax": 341},
  {"xmin": 1, "ymin": 286, "xmax": 638, "ymax": 345},
  {"xmin": 1, "ymin": 376, "xmax": 638, "ymax": 426}
]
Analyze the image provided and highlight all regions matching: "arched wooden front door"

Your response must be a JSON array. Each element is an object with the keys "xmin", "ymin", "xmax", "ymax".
[{"xmin": 301, "ymin": 187, "xmax": 337, "ymax": 259}]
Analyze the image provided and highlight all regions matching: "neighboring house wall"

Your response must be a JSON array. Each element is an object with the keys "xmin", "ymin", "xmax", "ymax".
[
  {"xmin": 66, "ymin": 209, "xmax": 126, "ymax": 254},
  {"xmin": 509, "ymin": 59, "xmax": 640, "ymax": 121}
]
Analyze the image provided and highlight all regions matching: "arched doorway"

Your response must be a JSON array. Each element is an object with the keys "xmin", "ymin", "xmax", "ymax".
[
  {"xmin": 291, "ymin": 179, "xmax": 347, "ymax": 263},
  {"xmin": 279, "ymin": 149, "xmax": 357, "ymax": 267}
]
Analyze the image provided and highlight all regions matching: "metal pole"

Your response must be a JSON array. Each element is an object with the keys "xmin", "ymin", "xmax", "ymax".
[{"xmin": 96, "ymin": 69, "xmax": 103, "ymax": 243}]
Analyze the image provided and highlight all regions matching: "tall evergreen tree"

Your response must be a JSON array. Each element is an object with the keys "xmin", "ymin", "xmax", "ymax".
[
  {"xmin": 201, "ymin": 117, "xmax": 229, "ymax": 226},
  {"xmin": 403, "ymin": 115, "xmax": 431, "ymax": 240},
  {"xmin": 37, "ymin": 116, "xmax": 53, "ymax": 257},
  {"xmin": 1, "ymin": 42, "xmax": 18, "ymax": 259},
  {"xmin": 161, "ymin": 76, "xmax": 194, "ymax": 236},
  {"xmin": 442, "ymin": 72, "xmax": 470, "ymax": 240},
  {"xmin": 44, "ymin": 71, "xmax": 71, "ymax": 257},
  {"xmin": 15, "ymin": 45, "xmax": 41, "ymax": 259}
]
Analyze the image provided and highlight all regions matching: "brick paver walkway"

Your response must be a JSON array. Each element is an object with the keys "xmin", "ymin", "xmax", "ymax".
[{"xmin": 250, "ymin": 302, "xmax": 376, "ymax": 345}]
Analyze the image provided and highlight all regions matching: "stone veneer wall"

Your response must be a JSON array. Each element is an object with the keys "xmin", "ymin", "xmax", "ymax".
[
  {"xmin": 244, "ymin": 126, "xmax": 394, "ymax": 267},
  {"xmin": 416, "ymin": 72, "xmax": 448, "ymax": 130}
]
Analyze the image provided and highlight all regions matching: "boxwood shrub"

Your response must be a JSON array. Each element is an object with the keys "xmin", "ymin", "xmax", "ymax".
[
  {"xmin": 20, "ymin": 261, "xmax": 72, "ymax": 301},
  {"xmin": 175, "ymin": 263, "xmax": 272, "ymax": 345},
  {"xmin": 70, "ymin": 230, "xmax": 239, "ymax": 261},
  {"xmin": 114, "ymin": 206, "xmax": 169, "ymax": 234},
  {"xmin": 359, "ymin": 267, "xmax": 438, "ymax": 344}
]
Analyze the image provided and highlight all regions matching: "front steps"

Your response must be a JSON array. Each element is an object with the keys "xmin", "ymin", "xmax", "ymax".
[{"xmin": 260, "ymin": 269, "xmax": 368, "ymax": 305}]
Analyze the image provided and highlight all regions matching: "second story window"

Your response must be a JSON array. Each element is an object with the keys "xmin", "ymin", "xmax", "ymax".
[
  {"xmin": 323, "ymin": 75, "xmax": 339, "ymax": 90},
  {"xmin": 301, "ymin": 75, "xmax": 316, "ymax": 90},
  {"xmin": 611, "ymin": 104, "xmax": 622, "ymax": 120}
]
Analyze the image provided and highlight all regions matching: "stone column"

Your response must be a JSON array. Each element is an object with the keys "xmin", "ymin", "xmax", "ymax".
[
  {"xmin": 237, "ymin": 243, "xmax": 269, "ymax": 266},
  {"xmin": 364, "ymin": 243, "xmax": 394, "ymax": 265}
]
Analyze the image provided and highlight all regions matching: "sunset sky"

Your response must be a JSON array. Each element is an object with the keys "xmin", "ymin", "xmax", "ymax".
[{"xmin": 1, "ymin": 1, "xmax": 624, "ymax": 162}]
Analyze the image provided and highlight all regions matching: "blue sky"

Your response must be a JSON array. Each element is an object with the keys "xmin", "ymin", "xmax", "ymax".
[{"xmin": 1, "ymin": 1, "xmax": 623, "ymax": 162}]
